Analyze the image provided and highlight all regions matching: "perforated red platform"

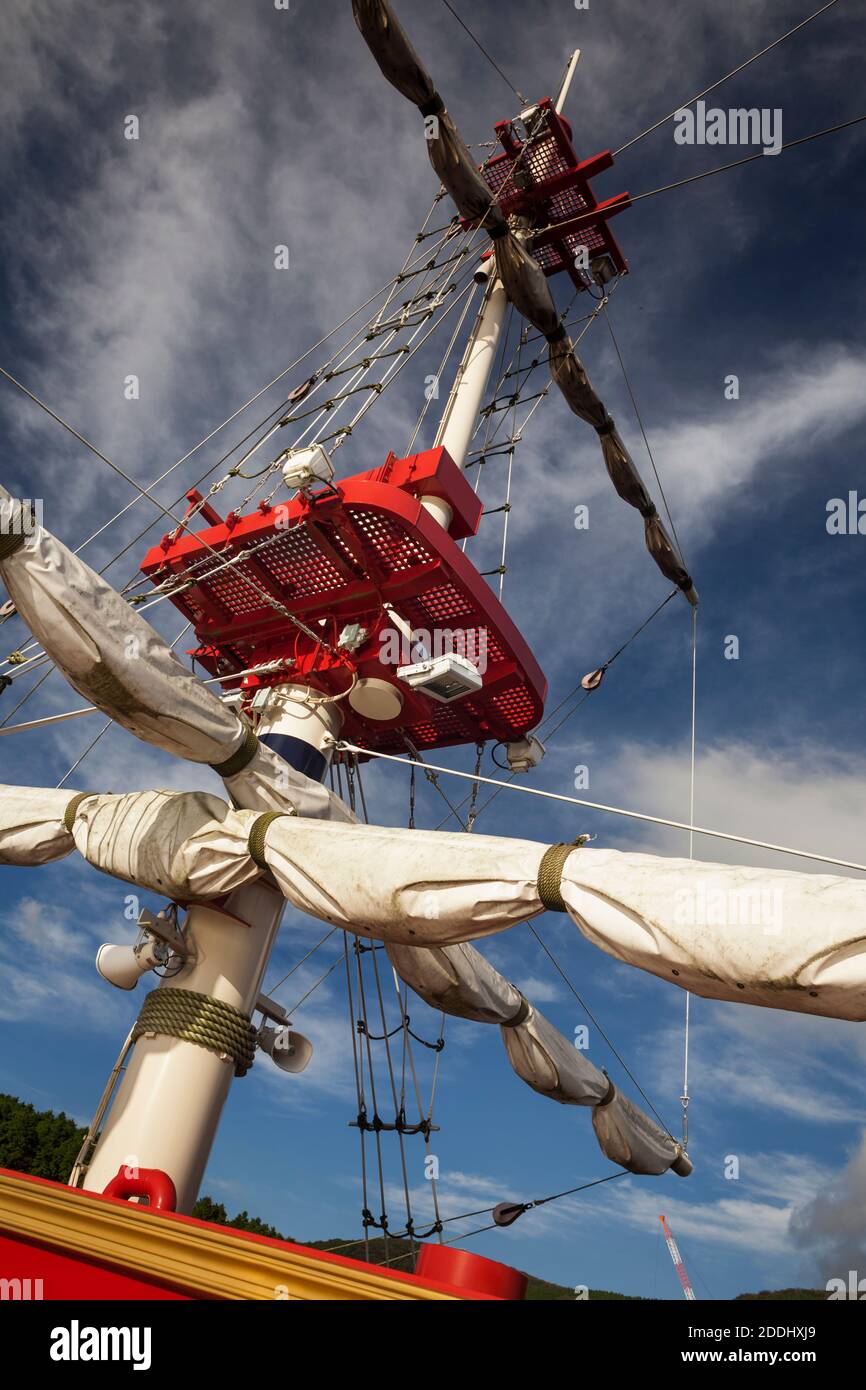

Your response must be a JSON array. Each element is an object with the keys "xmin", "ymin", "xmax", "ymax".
[
  {"xmin": 140, "ymin": 448, "xmax": 547, "ymax": 756},
  {"xmin": 469, "ymin": 97, "xmax": 630, "ymax": 291}
]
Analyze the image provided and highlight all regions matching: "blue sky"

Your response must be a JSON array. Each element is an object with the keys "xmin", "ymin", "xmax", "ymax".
[{"xmin": 1, "ymin": 0, "xmax": 865, "ymax": 1299}]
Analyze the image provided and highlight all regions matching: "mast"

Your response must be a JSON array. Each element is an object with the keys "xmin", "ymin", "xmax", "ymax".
[
  {"xmin": 431, "ymin": 269, "xmax": 508, "ymax": 478},
  {"xmin": 82, "ymin": 693, "xmax": 339, "ymax": 1213}
]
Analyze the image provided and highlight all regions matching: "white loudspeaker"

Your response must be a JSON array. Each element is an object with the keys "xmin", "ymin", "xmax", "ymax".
[
  {"xmin": 95, "ymin": 939, "xmax": 163, "ymax": 991},
  {"xmin": 258, "ymin": 1025, "xmax": 314, "ymax": 1074}
]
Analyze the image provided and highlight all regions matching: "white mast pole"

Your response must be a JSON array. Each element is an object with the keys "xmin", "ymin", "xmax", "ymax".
[
  {"xmin": 425, "ymin": 52, "xmax": 581, "ymax": 532},
  {"xmin": 83, "ymin": 890, "xmax": 286, "ymax": 1212},
  {"xmin": 431, "ymin": 269, "xmax": 508, "ymax": 476},
  {"xmin": 83, "ymin": 690, "xmax": 342, "ymax": 1213},
  {"xmin": 555, "ymin": 50, "xmax": 581, "ymax": 114}
]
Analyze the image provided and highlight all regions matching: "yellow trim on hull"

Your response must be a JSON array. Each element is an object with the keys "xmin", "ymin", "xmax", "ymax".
[{"xmin": 0, "ymin": 1171, "xmax": 460, "ymax": 1301}]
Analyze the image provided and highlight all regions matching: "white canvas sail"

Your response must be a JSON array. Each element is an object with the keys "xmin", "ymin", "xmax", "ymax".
[{"xmin": 2, "ymin": 785, "xmax": 865, "ymax": 1022}]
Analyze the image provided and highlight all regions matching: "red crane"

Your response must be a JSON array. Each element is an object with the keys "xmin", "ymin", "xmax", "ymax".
[{"xmin": 659, "ymin": 1214, "xmax": 697, "ymax": 1301}]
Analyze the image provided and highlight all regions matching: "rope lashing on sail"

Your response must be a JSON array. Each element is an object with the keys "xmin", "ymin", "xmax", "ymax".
[
  {"xmin": 537, "ymin": 839, "xmax": 588, "ymax": 912},
  {"xmin": 63, "ymin": 791, "xmax": 96, "ymax": 833},
  {"xmin": 132, "ymin": 988, "xmax": 257, "ymax": 1078},
  {"xmin": 499, "ymin": 993, "xmax": 530, "ymax": 1028},
  {"xmin": 247, "ymin": 810, "xmax": 292, "ymax": 870},
  {"xmin": 208, "ymin": 724, "xmax": 261, "ymax": 779},
  {"xmin": 352, "ymin": 0, "xmax": 697, "ymax": 603}
]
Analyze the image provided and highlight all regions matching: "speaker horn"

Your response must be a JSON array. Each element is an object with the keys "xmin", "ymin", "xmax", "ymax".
[
  {"xmin": 95, "ymin": 938, "xmax": 165, "ymax": 991},
  {"xmin": 258, "ymin": 1024, "xmax": 313, "ymax": 1075}
]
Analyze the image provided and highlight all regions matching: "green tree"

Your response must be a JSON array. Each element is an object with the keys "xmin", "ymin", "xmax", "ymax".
[
  {"xmin": 229, "ymin": 1209, "xmax": 286, "ymax": 1241},
  {"xmin": 191, "ymin": 1195, "xmax": 229, "ymax": 1225},
  {"xmin": 0, "ymin": 1093, "xmax": 85, "ymax": 1182}
]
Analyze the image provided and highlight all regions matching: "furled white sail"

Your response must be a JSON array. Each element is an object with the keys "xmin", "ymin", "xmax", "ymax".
[
  {"xmin": 3, "ymin": 785, "xmax": 865, "ymax": 1022},
  {"xmin": 0, "ymin": 488, "xmax": 354, "ymax": 824},
  {"xmin": 0, "ymin": 783, "xmax": 687, "ymax": 1177},
  {"xmin": 388, "ymin": 940, "xmax": 524, "ymax": 1024},
  {"xmin": 388, "ymin": 941, "xmax": 690, "ymax": 1177},
  {"xmin": 0, "ymin": 785, "xmax": 76, "ymax": 865},
  {"xmin": 560, "ymin": 852, "xmax": 866, "ymax": 1021}
]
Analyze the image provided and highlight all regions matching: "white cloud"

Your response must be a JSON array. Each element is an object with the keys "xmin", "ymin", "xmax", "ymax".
[
  {"xmin": 0, "ymin": 892, "xmax": 136, "ymax": 1028},
  {"xmin": 790, "ymin": 1129, "xmax": 866, "ymax": 1283},
  {"xmin": 578, "ymin": 735, "xmax": 866, "ymax": 874}
]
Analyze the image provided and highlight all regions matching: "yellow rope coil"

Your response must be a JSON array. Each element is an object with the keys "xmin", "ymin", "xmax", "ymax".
[
  {"xmin": 133, "ymin": 988, "xmax": 257, "ymax": 1077},
  {"xmin": 536, "ymin": 841, "xmax": 580, "ymax": 912}
]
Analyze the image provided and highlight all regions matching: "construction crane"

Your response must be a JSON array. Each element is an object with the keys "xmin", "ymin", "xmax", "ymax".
[{"xmin": 659, "ymin": 1215, "xmax": 697, "ymax": 1300}]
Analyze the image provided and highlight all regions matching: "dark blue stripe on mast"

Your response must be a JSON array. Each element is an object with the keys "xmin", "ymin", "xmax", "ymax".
[{"xmin": 259, "ymin": 732, "xmax": 328, "ymax": 783}]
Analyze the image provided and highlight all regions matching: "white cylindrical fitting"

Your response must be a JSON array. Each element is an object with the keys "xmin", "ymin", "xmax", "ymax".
[
  {"xmin": 254, "ymin": 682, "xmax": 344, "ymax": 781},
  {"xmin": 419, "ymin": 494, "xmax": 454, "ymax": 530}
]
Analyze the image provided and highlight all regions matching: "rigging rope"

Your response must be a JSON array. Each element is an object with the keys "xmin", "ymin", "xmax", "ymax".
[
  {"xmin": 537, "ymin": 116, "xmax": 866, "ymax": 243},
  {"xmin": 614, "ymin": 0, "xmax": 845, "ymax": 156},
  {"xmin": 602, "ymin": 305, "xmax": 687, "ymax": 568},
  {"xmin": 338, "ymin": 741, "xmax": 866, "ymax": 875},
  {"xmin": 282, "ymin": 957, "xmax": 342, "ymax": 1017},
  {"xmin": 265, "ymin": 927, "xmax": 338, "ymax": 998},
  {"xmin": 376, "ymin": 1169, "xmax": 634, "ymax": 1266},
  {"xmin": 526, "ymin": 923, "xmax": 675, "ymax": 1141},
  {"xmin": 682, "ymin": 603, "xmax": 699, "ymax": 1149},
  {"xmin": 342, "ymin": 933, "xmax": 371, "ymax": 1263},
  {"xmin": 340, "ymin": 753, "xmax": 448, "ymax": 1255},
  {"xmin": 439, "ymin": 0, "xmax": 528, "ymax": 105}
]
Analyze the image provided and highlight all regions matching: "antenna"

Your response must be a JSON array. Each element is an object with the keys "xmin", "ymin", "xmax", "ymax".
[
  {"xmin": 659, "ymin": 1214, "xmax": 697, "ymax": 1300},
  {"xmin": 554, "ymin": 49, "xmax": 581, "ymax": 114}
]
